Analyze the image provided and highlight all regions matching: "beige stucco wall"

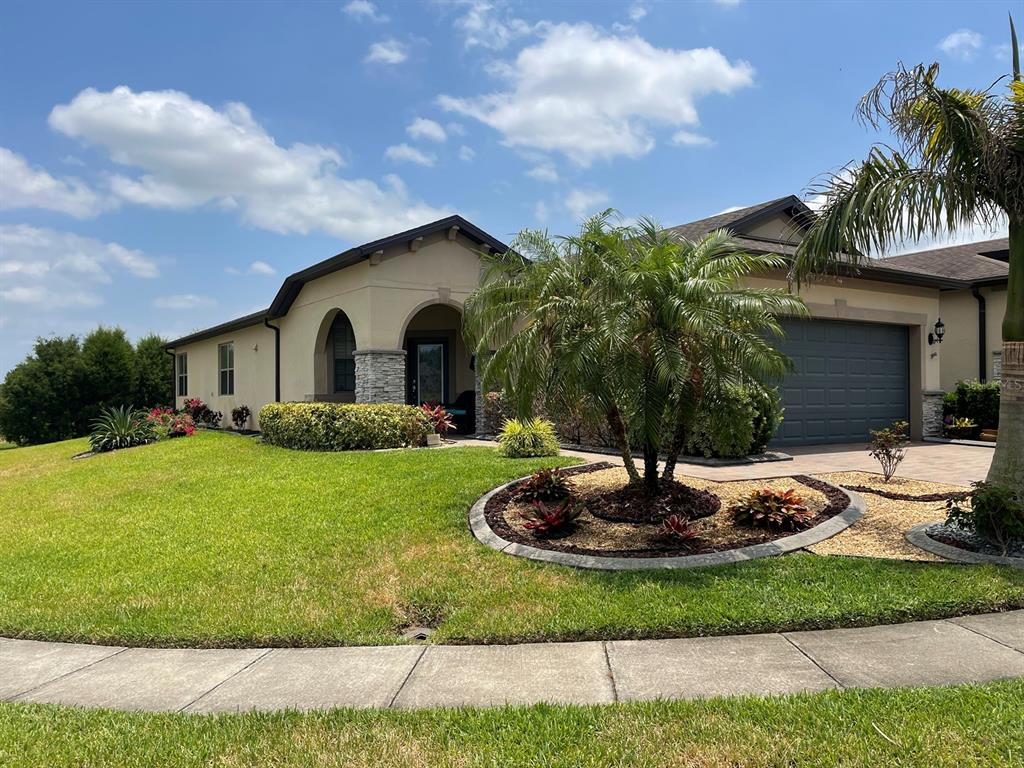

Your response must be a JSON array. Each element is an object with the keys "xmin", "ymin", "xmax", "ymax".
[
  {"xmin": 171, "ymin": 223, "xmax": 979, "ymax": 439},
  {"xmin": 275, "ymin": 229, "xmax": 482, "ymax": 402},
  {"xmin": 939, "ymin": 286, "xmax": 1008, "ymax": 389},
  {"xmin": 172, "ymin": 322, "xmax": 276, "ymax": 428},
  {"xmin": 742, "ymin": 213, "xmax": 801, "ymax": 242}
]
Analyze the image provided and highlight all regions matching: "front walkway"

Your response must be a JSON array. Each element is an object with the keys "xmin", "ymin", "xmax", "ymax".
[
  {"xmin": 456, "ymin": 439, "xmax": 993, "ymax": 487},
  {"xmin": 2, "ymin": 611, "xmax": 1021, "ymax": 712}
]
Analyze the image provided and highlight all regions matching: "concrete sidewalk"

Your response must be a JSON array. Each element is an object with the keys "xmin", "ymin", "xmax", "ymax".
[{"xmin": 3, "ymin": 611, "xmax": 1021, "ymax": 713}]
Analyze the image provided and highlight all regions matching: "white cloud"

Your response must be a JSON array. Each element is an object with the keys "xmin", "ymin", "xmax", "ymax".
[
  {"xmin": 628, "ymin": 3, "xmax": 647, "ymax": 22},
  {"xmin": 343, "ymin": 0, "xmax": 388, "ymax": 22},
  {"xmin": 526, "ymin": 164, "xmax": 559, "ymax": 183},
  {"xmin": 458, "ymin": 145, "xmax": 476, "ymax": 161},
  {"xmin": 406, "ymin": 117, "xmax": 447, "ymax": 142},
  {"xmin": 938, "ymin": 29, "xmax": 983, "ymax": 61},
  {"xmin": 154, "ymin": 294, "xmax": 216, "ymax": 310},
  {"xmin": 384, "ymin": 143, "xmax": 436, "ymax": 166},
  {"xmin": 0, "ymin": 147, "xmax": 106, "ymax": 218},
  {"xmin": 438, "ymin": 23, "xmax": 754, "ymax": 165},
  {"xmin": 249, "ymin": 259, "xmax": 276, "ymax": 275},
  {"xmin": 453, "ymin": 1, "xmax": 536, "ymax": 50},
  {"xmin": 671, "ymin": 130, "xmax": 714, "ymax": 147},
  {"xmin": 714, "ymin": 0, "xmax": 743, "ymax": 6},
  {"xmin": 534, "ymin": 200, "xmax": 549, "ymax": 223},
  {"xmin": 447, "ymin": 122, "xmax": 466, "ymax": 136},
  {"xmin": 365, "ymin": 39, "xmax": 408, "ymax": 65},
  {"xmin": 48, "ymin": 86, "xmax": 447, "ymax": 242},
  {"xmin": 0, "ymin": 224, "xmax": 157, "ymax": 311},
  {"xmin": 565, "ymin": 188, "xmax": 609, "ymax": 219}
]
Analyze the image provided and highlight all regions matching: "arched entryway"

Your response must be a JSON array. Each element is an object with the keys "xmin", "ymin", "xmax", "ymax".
[
  {"xmin": 312, "ymin": 308, "xmax": 358, "ymax": 403},
  {"xmin": 401, "ymin": 302, "xmax": 475, "ymax": 431}
]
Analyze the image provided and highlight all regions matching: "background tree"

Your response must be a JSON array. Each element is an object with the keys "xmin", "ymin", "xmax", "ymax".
[
  {"xmin": 0, "ymin": 336, "xmax": 85, "ymax": 445},
  {"xmin": 79, "ymin": 326, "xmax": 137, "ymax": 424},
  {"xmin": 465, "ymin": 213, "xmax": 804, "ymax": 495},
  {"xmin": 134, "ymin": 333, "xmax": 173, "ymax": 408},
  {"xmin": 792, "ymin": 19, "xmax": 1024, "ymax": 495}
]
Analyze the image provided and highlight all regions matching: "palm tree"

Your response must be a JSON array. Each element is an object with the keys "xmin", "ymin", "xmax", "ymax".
[
  {"xmin": 464, "ymin": 213, "xmax": 805, "ymax": 495},
  {"xmin": 792, "ymin": 18, "xmax": 1024, "ymax": 495}
]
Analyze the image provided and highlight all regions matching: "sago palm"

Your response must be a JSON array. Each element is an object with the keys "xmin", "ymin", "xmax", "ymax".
[
  {"xmin": 464, "ymin": 213, "xmax": 806, "ymax": 495},
  {"xmin": 792, "ymin": 18, "xmax": 1024, "ymax": 494}
]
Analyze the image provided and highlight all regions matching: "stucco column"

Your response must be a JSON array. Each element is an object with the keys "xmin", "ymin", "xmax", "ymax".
[{"xmin": 354, "ymin": 349, "xmax": 406, "ymax": 404}]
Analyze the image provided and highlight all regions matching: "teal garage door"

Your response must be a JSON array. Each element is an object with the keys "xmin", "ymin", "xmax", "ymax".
[{"xmin": 771, "ymin": 319, "xmax": 909, "ymax": 446}]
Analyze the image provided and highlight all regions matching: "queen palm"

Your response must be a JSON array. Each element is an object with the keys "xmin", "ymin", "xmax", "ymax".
[
  {"xmin": 464, "ymin": 213, "xmax": 805, "ymax": 495},
  {"xmin": 792, "ymin": 19, "xmax": 1024, "ymax": 495}
]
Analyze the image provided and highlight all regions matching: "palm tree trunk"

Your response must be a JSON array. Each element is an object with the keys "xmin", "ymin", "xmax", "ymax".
[
  {"xmin": 662, "ymin": 403, "xmax": 688, "ymax": 482},
  {"xmin": 605, "ymin": 405, "xmax": 640, "ymax": 484},
  {"xmin": 643, "ymin": 445, "xmax": 660, "ymax": 496},
  {"xmin": 986, "ymin": 218, "xmax": 1024, "ymax": 496}
]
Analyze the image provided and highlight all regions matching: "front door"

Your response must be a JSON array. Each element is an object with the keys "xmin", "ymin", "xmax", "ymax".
[{"xmin": 407, "ymin": 338, "xmax": 448, "ymax": 405}]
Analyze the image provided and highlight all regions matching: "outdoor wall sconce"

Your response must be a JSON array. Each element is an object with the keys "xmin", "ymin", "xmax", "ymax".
[{"xmin": 928, "ymin": 318, "xmax": 945, "ymax": 345}]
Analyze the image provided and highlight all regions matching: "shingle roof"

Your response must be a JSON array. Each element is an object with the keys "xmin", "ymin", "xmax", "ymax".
[
  {"xmin": 880, "ymin": 238, "xmax": 1009, "ymax": 282},
  {"xmin": 665, "ymin": 196, "xmax": 799, "ymax": 242}
]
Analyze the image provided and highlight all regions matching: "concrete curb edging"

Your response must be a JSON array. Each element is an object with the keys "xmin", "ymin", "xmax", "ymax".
[
  {"xmin": 468, "ymin": 464, "xmax": 866, "ymax": 571},
  {"xmin": 906, "ymin": 524, "xmax": 1024, "ymax": 570}
]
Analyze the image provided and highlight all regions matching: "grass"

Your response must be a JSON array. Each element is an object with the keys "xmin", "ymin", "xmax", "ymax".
[
  {"xmin": 0, "ymin": 431, "xmax": 1022, "ymax": 647},
  {"xmin": 2, "ymin": 681, "xmax": 1022, "ymax": 767}
]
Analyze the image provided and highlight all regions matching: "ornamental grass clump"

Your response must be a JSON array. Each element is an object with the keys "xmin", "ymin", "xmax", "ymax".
[
  {"xmin": 868, "ymin": 420, "xmax": 909, "ymax": 482},
  {"xmin": 89, "ymin": 405, "xmax": 155, "ymax": 453},
  {"xmin": 730, "ymin": 487, "xmax": 812, "ymax": 532},
  {"xmin": 497, "ymin": 418, "xmax": 560, "ymax": 458}
]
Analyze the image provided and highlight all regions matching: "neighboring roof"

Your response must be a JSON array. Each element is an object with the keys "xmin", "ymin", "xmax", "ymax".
[
  {"xmin": 880, "ymin": 238, "xmax": 1009, "ymax": 283},
  {"xmin": 666, "ymin": 195, "xmax": 811, "ymax": 245},
  {"xmin": 166, "ymin": 215, "xmax": 507, "ymax": 349},
  {"xmin": 668, "ymin": 196, "xmax": 994, "ymax": 290}
]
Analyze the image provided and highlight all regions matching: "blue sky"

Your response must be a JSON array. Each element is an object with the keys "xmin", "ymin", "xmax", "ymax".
[{"xmin": 0, "ymin": 0, "xmax": 1015, "ymax": 376}]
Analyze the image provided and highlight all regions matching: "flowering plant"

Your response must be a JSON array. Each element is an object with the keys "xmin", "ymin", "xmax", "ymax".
[
  {"xmin": 146, "ymin": 407, "xmax": 196, "ymax": 439},
  {"xmin": 182, "ymin": 398, "xmax": 222, "ymax": 427}
]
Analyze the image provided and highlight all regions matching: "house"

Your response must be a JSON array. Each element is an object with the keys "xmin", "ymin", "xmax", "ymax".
[{"xmin": 166, "ymin": 197, "xmax": 1009, "ymax": 445}]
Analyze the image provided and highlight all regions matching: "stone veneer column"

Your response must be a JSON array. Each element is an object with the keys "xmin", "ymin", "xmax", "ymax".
[
  {"xmin": 921, "ymin": 390, "xmax": 945, "ymax": 438},
  {"xmin": 354, "ymin": 349, "xmax": 407, "ymax": 404}
]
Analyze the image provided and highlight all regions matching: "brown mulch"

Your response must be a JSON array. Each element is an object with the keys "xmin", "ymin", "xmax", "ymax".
[
  {"xmin": 842, "ymin": 484, "xmax": 964, "ymax": 503},
  {"xmin": 587, "ymin": 480, "xmax": 720, "ymax": 523},
  {"xmin": 484, "ymin": 465, "xmax": 849, "ymax": 559}
]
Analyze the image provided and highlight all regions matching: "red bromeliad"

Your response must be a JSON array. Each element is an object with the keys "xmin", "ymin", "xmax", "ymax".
[{"xmin": 521, "ymin": 499, "xmax": 584, "ymax": 535}]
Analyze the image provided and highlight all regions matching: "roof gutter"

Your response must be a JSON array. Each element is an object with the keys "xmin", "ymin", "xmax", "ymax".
[
  {"xmin": 263, "ymin": 317, "xmax": 281, "ymax": 402},
  {"xmin": 972, "ymin": 287, "xmax": 987, "ymax": 382}
]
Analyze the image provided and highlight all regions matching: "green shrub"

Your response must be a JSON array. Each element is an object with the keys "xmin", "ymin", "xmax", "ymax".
[
  {"xmin": 497, "ymin": 418, "xmax": 560, "ymax": 458},
  {"xmin": 946, "ymin": 481, "xmax": 1024, "ymax": 555},
  {"xmin": 869, "ymin": 420, "xmax": 909, "ymax": 482},
  {"xmin": 942, "ymin": 380, "xmax": 1000, "ymax": 429},
  {"xmin": 88, "ymin": 405, "xmax": 155, "ymax": 453},
  {"xmin": 685, "ymin": 384, "xmax": 783, "ymax": 458},
  {"xmin": 259, "ymin": 402, "xmax": 431, "ymax": 451}
]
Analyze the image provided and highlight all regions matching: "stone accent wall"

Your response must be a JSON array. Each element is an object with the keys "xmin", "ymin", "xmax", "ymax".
[
  {"xmin": 474, "ymin": 370, "xmax": 485, "ymax": 435},
  {"xmin": 922, "ymin": 390, "xmax": 945, "ymax": 438},
  {"xmin": 354, "ymin": 350, "xmax": 406, "ymax": 404}
]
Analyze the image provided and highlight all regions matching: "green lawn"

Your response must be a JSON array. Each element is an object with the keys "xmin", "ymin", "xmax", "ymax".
[
  {"xmin": 2, "ymin": 681, "xmax": 1022, "ymax": 767},
  {"xmin": 0, "ymin": 431, "xmax": 1022, "ymax": 647}
]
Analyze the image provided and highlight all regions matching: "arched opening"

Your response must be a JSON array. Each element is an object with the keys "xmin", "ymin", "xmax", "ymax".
[
  {"xmin": 402, "ymin": 302, "xmax": 475, "ymax": 432},
  {"xmin": 312, "ymin": 308, "xmax": 357, "ymax": 402}
]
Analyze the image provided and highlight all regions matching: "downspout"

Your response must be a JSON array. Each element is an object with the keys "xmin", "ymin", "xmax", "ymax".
[
  {"xmin": 972, "ymin": 287, "xmax": 987, "ymax": 382},
  {"xmin": 165, "ymin": 348, "xmax": 176, "ymax": 406},
  {"xmin": 264, "ymin": 317, "xmax": 281, "ymax": 402}
]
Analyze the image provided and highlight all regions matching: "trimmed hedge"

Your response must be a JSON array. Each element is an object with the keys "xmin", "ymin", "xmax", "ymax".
[
  {"xmin": 259, "ymin": 402, "xmax": 431, "ymax": 451},
  {"xmin": 685, "ymin": 384, "xmax": 784, "ymax": 458}
]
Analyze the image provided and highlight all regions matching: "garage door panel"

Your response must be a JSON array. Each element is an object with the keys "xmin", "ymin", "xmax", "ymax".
[{"xmin": 772, "ymin": 319, "xmax": 909, "ymax": 446}]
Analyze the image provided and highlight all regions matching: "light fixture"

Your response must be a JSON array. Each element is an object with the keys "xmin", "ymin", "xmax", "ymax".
[{"xmin": 928, "ymin": 318, "xmax": 945, "ymax": 346}]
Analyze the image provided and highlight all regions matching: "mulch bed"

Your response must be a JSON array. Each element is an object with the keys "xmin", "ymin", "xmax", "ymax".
[
  {"xmin": 483, "ymin": 465, "xmax": 850, "ymax": 559},
  {"xmin": 587, "ymin": 480, "xmax": 720, "ymax": 523},
  {"xmin": 843, "ymin": 484, "xmax": 964, "ymax": 503}
]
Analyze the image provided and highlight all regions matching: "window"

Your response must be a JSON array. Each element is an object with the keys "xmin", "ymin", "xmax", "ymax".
[
  {"xmin": 218, "ymin": 342, "xmax": 234, "ymax": 396},
  {"xmin": 176, "ymin": 353, "xmax": 188, "ymax": 396},
  {"xmin": 332, "ymin": 313, "xmax": 356, "ymax": 392}
]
